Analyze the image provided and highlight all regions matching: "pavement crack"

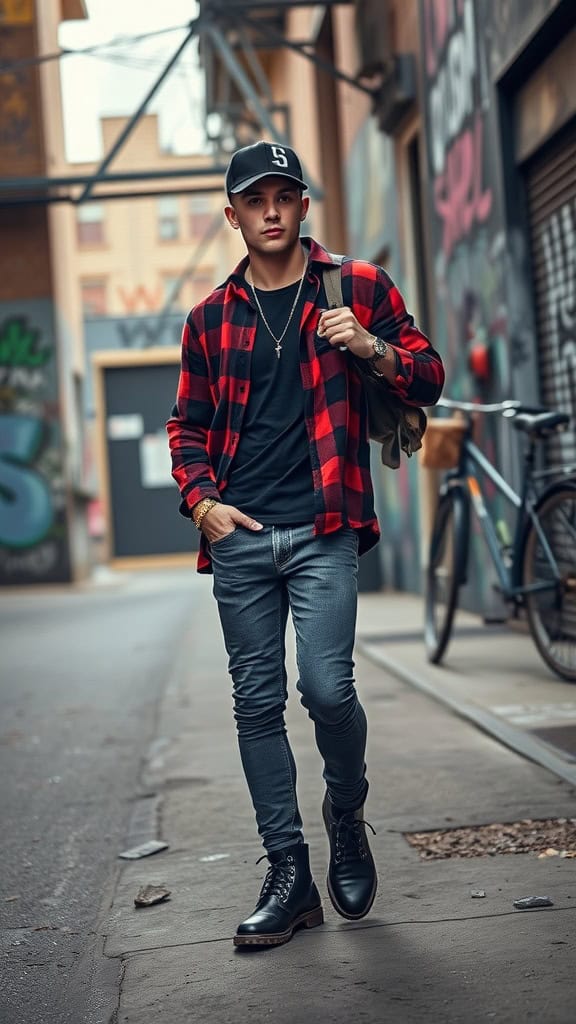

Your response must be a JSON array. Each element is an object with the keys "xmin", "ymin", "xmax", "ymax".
[{"xmin": 105, "ymin": 903, "xmax": 576, "ymax": 958}]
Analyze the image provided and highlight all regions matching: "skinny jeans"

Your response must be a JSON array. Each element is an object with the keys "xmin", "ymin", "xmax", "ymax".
[{"xmin": 211, "ymin": 523, "xmax": 368, "ymax": 852}]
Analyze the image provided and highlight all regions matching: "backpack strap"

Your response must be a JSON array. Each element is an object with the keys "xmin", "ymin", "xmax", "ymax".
[
  {"xmin": 322, "ymin": 255, "xmax": 345, "ymax": 309},
  {"xmin": 322, "ymin": 254, "xmax": 426, "ymax": 468}
]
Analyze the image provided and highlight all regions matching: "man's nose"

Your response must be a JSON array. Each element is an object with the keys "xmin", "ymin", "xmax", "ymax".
[{"xmin": 263, "ymin": 203, "xmax": 280, "ymax": 221}]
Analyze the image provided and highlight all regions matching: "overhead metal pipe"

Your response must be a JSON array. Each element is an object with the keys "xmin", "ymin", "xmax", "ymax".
[
  {"xmin": 77, "ymin": 20, "xmax": 202, "ymax": 203},
  {"xmin": 205, "ymin": 22, "xmax": 323, "ymax": 199},
  {"xmin": 0, "ymin": 184, "xmax": 226, "ymax": 207},
  {"xmin": 241, "ymin": 12, "xmax": 377, "ymax": 96},
  {"xmin": 233, "ymin": 21, "xmax": 274, "ymax": 102},
  {"xmin": 0, "ymin": 166, "xmax": 229, "ymax": 194}
]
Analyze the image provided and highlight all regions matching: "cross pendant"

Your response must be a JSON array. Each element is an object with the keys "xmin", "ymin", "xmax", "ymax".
[{"xmin": 275, "ymin": 341, "xmax": 282, "ymax": 359}]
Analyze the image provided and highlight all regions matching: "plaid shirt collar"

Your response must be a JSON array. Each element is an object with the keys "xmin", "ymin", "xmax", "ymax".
[{"xmin": 223, "ymin": 236, "xmax": 338, "ymax": 300}]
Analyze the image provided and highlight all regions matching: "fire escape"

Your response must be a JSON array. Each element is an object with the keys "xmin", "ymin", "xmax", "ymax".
[{"xmin": 0, "ymin": 0, "xmax": 416, "ymax": 208}]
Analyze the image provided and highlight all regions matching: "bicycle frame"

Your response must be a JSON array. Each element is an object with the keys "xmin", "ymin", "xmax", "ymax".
[{"xmin": 445, "ymin": 432, "xmax": 565, "ymax": 602}]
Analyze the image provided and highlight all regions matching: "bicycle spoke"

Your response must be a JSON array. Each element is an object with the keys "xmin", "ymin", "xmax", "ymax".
[
  {"xmin": 425, "ymin": 491, "xmax": 467, "ymax": 664},
  {"xmin": 523, "ymin": 488, "xmax": 576, "ymax": 681}
]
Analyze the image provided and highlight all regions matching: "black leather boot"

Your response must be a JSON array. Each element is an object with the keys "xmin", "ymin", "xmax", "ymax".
[
  {"xmin": 234, "ymin": 842, "xmax": 323, "ymax": 948},
  {"xmin": 322, "ymin": 792, "xmax": 377, "ymax": 920}
]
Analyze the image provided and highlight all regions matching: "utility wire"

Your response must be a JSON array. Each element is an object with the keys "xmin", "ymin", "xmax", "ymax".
[
  {"xmin": 84, "ymin": 49, "xmax": 200, "ymax": 75},
  {"xmin": 0, "ymin": 21, "xmax": 195, "ymax": 73}
]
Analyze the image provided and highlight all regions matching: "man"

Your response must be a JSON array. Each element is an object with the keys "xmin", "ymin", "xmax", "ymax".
[{"xmin": 167, "ymin": 140, "xmax": 444, "ymax": 949}]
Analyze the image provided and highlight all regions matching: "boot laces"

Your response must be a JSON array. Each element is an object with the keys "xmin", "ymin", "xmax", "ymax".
[
  {"xmin": 256, "ymin": 853, "xmax": 296, "ymax": 904},
  {"xmin": 332, "ymin": 815, "xmax": 376, "ymax": 864}
]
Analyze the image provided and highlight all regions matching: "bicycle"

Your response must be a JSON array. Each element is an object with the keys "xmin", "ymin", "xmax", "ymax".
[{"xmin": 424, "ymin": 398, "xmax": 576, "ymax": 682}]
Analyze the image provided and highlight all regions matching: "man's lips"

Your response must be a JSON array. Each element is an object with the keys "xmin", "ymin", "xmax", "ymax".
[{"xmin": 263, "ymin": 228, "xmax": 283, "ymax": 236}]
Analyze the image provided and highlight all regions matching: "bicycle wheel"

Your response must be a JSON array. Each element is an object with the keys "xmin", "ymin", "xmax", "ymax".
[
  {"xmin": 523, "ymin": 485, "xmax": 576, "ymax": 682},
  {"xmin": 425, "ymin": 487, "xmax": 469, "ymax": 664}
]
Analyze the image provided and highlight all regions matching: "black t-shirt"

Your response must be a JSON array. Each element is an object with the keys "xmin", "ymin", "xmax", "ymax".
[{"xmin": 222, "ymin": 280, "xmax": 315, "ymax": 524}]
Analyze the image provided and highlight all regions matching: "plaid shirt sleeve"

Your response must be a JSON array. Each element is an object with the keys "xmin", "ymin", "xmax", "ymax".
[
  {"xmin": 345, "ymin": 261, "xmax": 444, "ymax": 407},
  {"xmin": 166, "ymin": 314, "xmax": 219, "ymax": 516}
]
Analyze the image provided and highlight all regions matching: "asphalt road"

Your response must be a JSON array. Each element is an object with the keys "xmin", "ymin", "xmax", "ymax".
[{"xmin": 0, "ymin": 569, "xmax": 201, "ymax": 1024}]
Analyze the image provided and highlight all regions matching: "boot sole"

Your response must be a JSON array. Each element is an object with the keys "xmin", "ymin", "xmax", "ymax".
[
  {"xmin": 233, "ymin": 905, "xmax": 324, "ymax": 947},
  {"xmin": 326, "ymin": 872, "xmax": 377, "ymax": 921}
]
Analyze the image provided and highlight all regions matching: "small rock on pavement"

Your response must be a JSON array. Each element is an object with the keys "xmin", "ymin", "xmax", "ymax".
[
  {"xmin": 471, "ymin": 889, "xmax": 486, "ymax": 898},
  {"xmin": 134, "ymin": 885, "xmax": 171, "ymax": 908},
  {"xmin": 513, "ymin": 895, "xmax": 554, "ymax": 910}
]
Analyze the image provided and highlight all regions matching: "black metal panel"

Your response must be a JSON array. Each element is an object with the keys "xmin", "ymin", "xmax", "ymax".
[
  {"xmin": 373, "ymin": 54, "xmax": 416, "ymax": 135},
  {"xmin": 355, "ymin": 0, "xmax": 391, "ymax": 74},
  {"xmin": 103, "ymin": 363, "xmax": 198, "ymax": 559},
  {"xmin": 524, "ymin": 120, "xmax": 576, "ymax": 469}
]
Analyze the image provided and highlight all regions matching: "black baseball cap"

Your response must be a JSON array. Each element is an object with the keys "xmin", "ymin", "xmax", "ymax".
[{"xmin": 225, "ymin": 140, "xmax": 308, "ymax": 195}]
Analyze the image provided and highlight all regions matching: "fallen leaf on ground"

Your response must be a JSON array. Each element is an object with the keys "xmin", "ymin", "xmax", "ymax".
[{"xmin": 404, "ymin": 818, "xmax": 576, "ymax": 860}]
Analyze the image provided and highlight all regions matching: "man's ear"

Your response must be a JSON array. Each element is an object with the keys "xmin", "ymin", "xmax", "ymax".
[
  {"xmin": 224, "ymin": 204, "xmax": 240, "ymax": 229},
  {"xmin": 300, "ymin": 196, "xmax": 310, "ymax": 222}
]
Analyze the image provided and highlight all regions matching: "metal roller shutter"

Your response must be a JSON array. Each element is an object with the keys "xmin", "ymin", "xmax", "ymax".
[{"xmin": 524, "ymin": 121, "xmax": 576, "ymax": 470}]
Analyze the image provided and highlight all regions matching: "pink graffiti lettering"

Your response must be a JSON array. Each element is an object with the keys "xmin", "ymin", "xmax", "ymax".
[
  {"xmin": 423, "ymin": 0, "xmax": 452, "ymax": 78},
  {"xmin": 433, "ymin": 112, "xmax": 492, "ymax": 261}
]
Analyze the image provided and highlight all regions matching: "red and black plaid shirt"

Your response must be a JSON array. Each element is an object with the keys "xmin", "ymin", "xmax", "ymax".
[{"xmin": 167, "ymin": 237, "xmax": 444, "ymax": 573}]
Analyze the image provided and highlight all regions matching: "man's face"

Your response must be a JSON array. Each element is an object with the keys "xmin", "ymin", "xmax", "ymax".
[{"xmin": 225, "ymin": 177, "xmax": 309, "ymax": 254}]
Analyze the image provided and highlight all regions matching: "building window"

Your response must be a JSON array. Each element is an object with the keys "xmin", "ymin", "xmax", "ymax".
[
  {"xmin": 77, "ymin": 203, "xmax": 105, "ymax": 246},
  {"xmin": 81, "ymin": 278, "xmax": 107, "ymax": 316},
  {"xmin": 158, "ymin": 196, "xmax": 180, "ymax": 240},
  {"xmin": 188, "ymin": 195, "xmax": 213, "ymax": 237}
]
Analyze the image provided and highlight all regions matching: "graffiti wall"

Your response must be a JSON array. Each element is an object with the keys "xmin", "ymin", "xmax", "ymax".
[
  {"xmin": 0, "ymin": 300, "xmax": 71, "ymax": 584},
  {"xmin": 345, "ymin": 117, "xmax": 423, "ymax": 593},
  {"xmin": 419, "ymin": 0, "xmax": 529, "ymax": 609},
  {"xmin": 421, "ymin": 0, "xmax": 503, "ymax": 391}
]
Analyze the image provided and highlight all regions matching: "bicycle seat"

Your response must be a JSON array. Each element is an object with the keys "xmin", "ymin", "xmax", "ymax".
[{"xmin": 513, "ymin": 411, "xmax": 569, "ymax": 437}]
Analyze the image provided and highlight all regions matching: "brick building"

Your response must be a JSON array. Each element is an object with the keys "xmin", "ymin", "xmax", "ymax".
[{"xmin": 0, "ymin": 0, "xmax": 90, "ymax": 585}]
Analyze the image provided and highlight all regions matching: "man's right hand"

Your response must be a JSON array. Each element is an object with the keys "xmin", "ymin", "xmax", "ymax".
[{"xmin": 200, "ymin": 503, "xmax": 263, "ymax": 544}]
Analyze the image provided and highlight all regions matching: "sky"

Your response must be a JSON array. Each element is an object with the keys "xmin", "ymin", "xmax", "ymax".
[{"xmin": 58, "ymin": 0, "xmax": 206, "ymax": 162}]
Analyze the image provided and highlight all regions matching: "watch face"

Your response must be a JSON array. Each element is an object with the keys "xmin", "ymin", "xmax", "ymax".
[{"xmin": 373, "ymin": 337, "xmax": 387, "ymax": 357}]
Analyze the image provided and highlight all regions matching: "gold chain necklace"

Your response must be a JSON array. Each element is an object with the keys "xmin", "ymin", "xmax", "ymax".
[{"xmin": 246, "ymin": 258, "xmax": 308, "ymax": 359}]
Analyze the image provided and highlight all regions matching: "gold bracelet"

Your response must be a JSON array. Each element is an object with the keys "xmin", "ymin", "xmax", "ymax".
[{"xmin": 192, "ymin": 498, "xmax": 218, "ymax": 530}]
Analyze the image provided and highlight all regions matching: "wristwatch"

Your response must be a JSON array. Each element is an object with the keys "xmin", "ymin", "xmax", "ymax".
[{"xmin": 368, "ymin": 335, "xmax": 388, "ymax": 376}]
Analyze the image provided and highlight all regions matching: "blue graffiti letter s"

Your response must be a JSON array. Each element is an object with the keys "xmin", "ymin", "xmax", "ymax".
[{"xmin": 0, "ymin": 415, "xmax": 54, "ymax": 547}]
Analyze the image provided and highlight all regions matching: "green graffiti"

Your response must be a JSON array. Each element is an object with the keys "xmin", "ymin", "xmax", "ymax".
[{"xmin": 0, "ymin": 318, "xmax": 51, "ymax": 368}]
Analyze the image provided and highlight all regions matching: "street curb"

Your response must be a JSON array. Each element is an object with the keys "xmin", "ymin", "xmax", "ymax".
[{"xmin": 357, "ymin": 639, "xmax": 576, "ymax": 788}]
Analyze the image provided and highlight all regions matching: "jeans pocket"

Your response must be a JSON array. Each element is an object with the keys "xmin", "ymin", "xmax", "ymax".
[{"xmin": 210, "ymin": 528, "xmax": 238, "ymax": 549}]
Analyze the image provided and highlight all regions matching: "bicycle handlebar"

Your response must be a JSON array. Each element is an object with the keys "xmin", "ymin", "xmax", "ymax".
[{"xmin": 437, "ymin": 398, "xmax": 549, "ymax": 416}]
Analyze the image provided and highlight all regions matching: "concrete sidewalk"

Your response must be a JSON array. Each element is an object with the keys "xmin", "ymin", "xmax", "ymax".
[
  {"xmin": 357, "ymin": 591, "xmax": 576, "ymax": 786},
  {"xmin": 103, "ymin": 577, "xmax": 576, "ymax": 1024}
]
